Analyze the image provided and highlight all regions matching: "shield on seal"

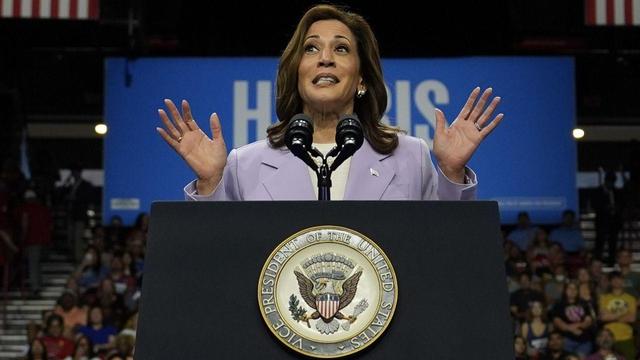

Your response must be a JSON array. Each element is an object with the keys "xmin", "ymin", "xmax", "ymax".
[{"xmin": 316, "ymin": 293, "xmax": 340, "ymax": 319}]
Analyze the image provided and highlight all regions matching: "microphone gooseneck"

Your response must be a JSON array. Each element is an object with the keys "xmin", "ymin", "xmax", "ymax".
[{"xmin": 285, "ymin": 113, "xmax": 364, "ymax": 201}]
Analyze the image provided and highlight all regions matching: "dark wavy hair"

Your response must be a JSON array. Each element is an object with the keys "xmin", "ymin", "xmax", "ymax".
[
  {"xmin": 27, "ymin": 338, "xmax": 48, "ymax": 360},
  {"xmin": 267, "ymin": 4, "xmax": 401, "ymax": 154}
]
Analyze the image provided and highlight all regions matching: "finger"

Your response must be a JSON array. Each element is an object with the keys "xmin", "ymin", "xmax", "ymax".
[
  {"xmin": 164, "ymin": 99, "xmax": 188, "ymax": 133},
  {"xmin": 210, "ymin": 113, "xmax": 224, "ymax": 141},
  {"xmin": 468, "ymin": 88, "xmax": 492, "ymax": 123},
  {"xmin": 457, "ymin": 86, "xmax": 481, "ymax": 121},
  {"xmin": 480, "ymin": 113, "xmax": 504, "ymax": 138},
  {"xmin": 434, "ymin": 108, "xmax": 447, "ymax": 137},
  {"xmin": 476, "ymin": 96, "xmax": 501, "ymax": 127},
  {"xmin": 181, "ymin": 100, "xmax": 200, "ymax": 131},
  {"xmin": 157, "ymin": 109, "xmax": 181, "ymax": 139},
  {"xmin": 156, "ymin": 127, "xmax": 179, "ymax": 149}
]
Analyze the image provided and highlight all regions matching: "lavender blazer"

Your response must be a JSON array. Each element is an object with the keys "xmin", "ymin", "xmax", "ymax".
[{"xmin": 184, "ymin": 134, "xmax": 477, "ymax": 201}]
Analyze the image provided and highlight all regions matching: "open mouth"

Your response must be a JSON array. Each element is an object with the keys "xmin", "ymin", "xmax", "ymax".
[{"xmin": 312, "ymin": 73, "xmax": 340, "ymax": 85}]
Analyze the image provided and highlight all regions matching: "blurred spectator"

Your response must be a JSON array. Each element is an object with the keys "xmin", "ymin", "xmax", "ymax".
[
  {"xmin": 508, "ymin": 212, "xmax": 540, "ymax": 251},
  {"xmin": 545, "ymin": 265, "xmax": 568, "ymax": 306},
  {"xmin": 511, "ymin": 272, "xmax": 546, "ymax": 323},
  {"xmin": 105, "ymin": 333, "xmax": 134, "ymax": 359},
  {"xmin": 550, "ymin": 210, "xmax": 586, "ymax": 275},
  {"xmin": 89, "ymin": 226, "xmax": 112, "ymax": 268},
  {"xmin": 77, "ymin": 306, "xmax": 117, "ymax": 355},
  {"xmin": 549, "ymin": 210, "xmax": 585, "ymax": 255},
  {"xmin": 614, "ymin": 249, "xmax": 640, "ymax": 297},
  {"xmin": 74, "ymin": 246, "xmax": 109, "ymax": 295},
  {"xmin": 589, "ymin": 259, "xmax": 610, "ymax": 297},
  {"xmin": 53, "ymin": 290, "xmax": 87, "ymax": 338},
  {"xmin": 128, "ymin": 238, "xmax": 145, "ymax": 284},
  {"xmin": 550, "ymin": 281, "xmax": 594, "ymax": 357},
  {"xmin": 514, "ymin": 335, "xmax": 529, "ymax": 360},
  {"xmin": 506, "ymin": 241, "xmax": 530, "ymax": 279},
  {"xmin": 540, "ymin": 331, "xmax": 570, "ymax": 360},
  {"xmin": 527, "ymin": 229, "xmax": 553, "ymax": 278},
  {"xmin": 592, "ymin": 171, "xmax": 623, "ymax": 265},
  {"xmin": 520, "ymin": 300, "xmax": 551, "ymax": 358},
  {"xmin": 109, "ymin": 254, "xmax": 136, "ymax": 298},
  {"xmin": 585, "ymin": 328, "xmax": 626, "ymax": 360},
  {"xmin": 40, "ymin": 314, "xmax": 75, "ymax": 359},
  {"xmin": 17, "ymin": 189, "xmax": 53, "ymax": 296},
  {"xmin": 62, "ymin": 163, "xmax": 94, "ymax": 262},
  {"xmin": 127, "ymin": 212, "xmax": 149, "ymax": 243},
  {"xmin": 598, "ymin": 271, "xmax": 637, "ymax": 360},
  {"xmin": 548, "ymin": 243, "xmax": 566, "ymax": 271},
  {"xmin": 105, "ymin": 216, "xmax": 125, "ymax": 251},
  {"xmin": 27, "ymin": 337, "xmax": 48, "ymax": 360},
  {"xmin": 97, "ymin": 278, "xmax": 126, "ymax": 328},
  {"xmin": 62, "ymin": 335, "xmax": 99, "ymax": 360}
]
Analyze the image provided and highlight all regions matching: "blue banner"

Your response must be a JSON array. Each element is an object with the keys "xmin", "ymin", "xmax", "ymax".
[{"xmin": 104, "ymin": 57, "xmax": 576, "ymax": 224}]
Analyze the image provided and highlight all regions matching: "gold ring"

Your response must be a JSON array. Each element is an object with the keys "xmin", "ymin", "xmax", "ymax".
[
  {"xmin": 177, "ymin": 136, "xmax": 183, "ymax": 143},
  {"xmin": 474, "ymin": 122, "xmax": 482, "ymax": 132}
]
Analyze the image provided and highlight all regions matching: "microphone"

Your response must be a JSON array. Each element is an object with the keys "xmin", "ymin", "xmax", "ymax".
[
  {"xmin": 284, "ymin": 113, "xmax": 317, "ymax": 170},
  {"xmin": 329, "ymin": 114, "xmax": 364, "ymax": 171}
]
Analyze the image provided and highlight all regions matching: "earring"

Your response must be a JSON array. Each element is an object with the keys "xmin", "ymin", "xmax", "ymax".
[{"xmin": 356, "ymin": 88, "xmax": 366, "ymax": 98}]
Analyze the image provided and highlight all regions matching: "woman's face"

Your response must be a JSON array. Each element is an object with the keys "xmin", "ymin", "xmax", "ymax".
[
  {"xmin": 514, "ymin": 337, "xmax": 526, "ymax": 355},
  {"xmin": 90, "ymin": 307, "xmax": 103, "ymax": 325},
  {"xmin": 48, "ymin": 319, "xmax": 63, "ymax": 337},
  {"xmin": 298, "ymin": 19, "xmax": 362, "ymax": 117},
  {"xmin": 531, "ymin": 301, "xmax": 543, "ymax": 317},
  {"xmin": 577, "ymin": 268, "xmax": 590, "ymax": 283},
  {"xmin": 77, "ymin": 337, "xmax": 89, "ymax": 355}
]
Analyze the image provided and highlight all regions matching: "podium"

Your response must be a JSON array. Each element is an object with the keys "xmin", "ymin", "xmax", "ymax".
[{"xmin": 136, "ymin": 201, "xmax": 514, "ymax": 359}]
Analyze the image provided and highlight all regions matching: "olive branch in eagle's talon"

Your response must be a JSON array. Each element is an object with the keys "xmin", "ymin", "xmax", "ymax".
[{"xmin": 289, "ymin": 294, "xmax": 311, "ymax": 328}]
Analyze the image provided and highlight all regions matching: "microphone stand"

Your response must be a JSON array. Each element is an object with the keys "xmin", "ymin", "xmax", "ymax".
[
  {"xmin": 285, "ymin": 113, "xmax": 363, "ymax": 202},
  {"xmin": 308, "ymin": 147, "xmax": 336, "ymax": 201}
]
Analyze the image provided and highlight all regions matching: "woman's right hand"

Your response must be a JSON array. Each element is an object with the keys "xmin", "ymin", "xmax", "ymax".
[{"xmin": 156, "ymin": 99, "xmax": 227, "ymax": 194}]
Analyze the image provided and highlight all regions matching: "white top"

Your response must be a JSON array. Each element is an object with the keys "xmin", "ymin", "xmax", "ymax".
[{"xmin": 308, "ymin": 143, "xmax": 351, "ymax": 200}]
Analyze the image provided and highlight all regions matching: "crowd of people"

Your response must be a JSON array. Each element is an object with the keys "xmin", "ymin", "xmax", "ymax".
[
  {"xmin": 22, "ymin": 213, "xmax": 146, "ymax": 360},
  {"xmin": 1, "ymin": 159, "xmax": 144, "ymax": 359},
  {"xmin": 3, "ymin": 153, "xmax": 640, "ymax": 359},
  {"xmin": 508, "ymin": 211, "xmax": 640, "ymax": 360}
]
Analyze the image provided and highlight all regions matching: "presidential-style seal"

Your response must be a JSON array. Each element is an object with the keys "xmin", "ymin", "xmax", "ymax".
[{"xmin": 258, "ymin": 226, "xmax": 398, "ymax": 358}]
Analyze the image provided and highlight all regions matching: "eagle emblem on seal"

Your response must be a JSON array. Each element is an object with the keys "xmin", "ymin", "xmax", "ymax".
[{"xmin": 290, "ymin": 253, "xmax": 368, "ymax": 334}]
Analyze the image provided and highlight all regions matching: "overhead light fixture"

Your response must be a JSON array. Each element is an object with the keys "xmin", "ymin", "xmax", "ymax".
[
  {"xmin": 95, "ymin": 123, "xmax": 108, "ymax": 135},
  {"xmin": 572, "ymin": 128, "xmax": 584, "ymax": 139}
]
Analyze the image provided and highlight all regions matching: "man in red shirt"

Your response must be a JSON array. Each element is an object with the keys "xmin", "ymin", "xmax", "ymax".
[
  {"xmin": 17, "ymin": 190, "xmax": 52, "ymax": 296},
  {"xmin": 40, "ymin": 314, "xmax": 75, "ymax": 359}
]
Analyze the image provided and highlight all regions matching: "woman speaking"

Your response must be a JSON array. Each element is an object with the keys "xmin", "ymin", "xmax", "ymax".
[{"xmin": 156, "ymin": 4, "xmax": 503, "ymax": 201}]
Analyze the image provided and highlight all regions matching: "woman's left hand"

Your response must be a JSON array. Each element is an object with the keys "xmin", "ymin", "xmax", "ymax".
[{"xmin": 433, "ymin": 87, "xmax": 504, "ymax": 183}]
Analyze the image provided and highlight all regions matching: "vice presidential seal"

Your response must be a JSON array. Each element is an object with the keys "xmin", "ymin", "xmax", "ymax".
[{"xmin": 258, "ymin": 226, "xmax": 398, "ymax": 358}]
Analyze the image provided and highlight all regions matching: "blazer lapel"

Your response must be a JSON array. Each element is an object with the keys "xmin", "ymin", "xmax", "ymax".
[
  {"xmin": 261, "ymin": 149, "xmax": 316, "ymax": 200},
  {"xmin": 344, "ymin": 140, "xmax": 395, "ymax": 200}
]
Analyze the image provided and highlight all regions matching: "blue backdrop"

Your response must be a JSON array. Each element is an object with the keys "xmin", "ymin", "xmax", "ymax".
[{"xmin": 104, "ymin": 57, "xmax": 576, "ymax": 225}]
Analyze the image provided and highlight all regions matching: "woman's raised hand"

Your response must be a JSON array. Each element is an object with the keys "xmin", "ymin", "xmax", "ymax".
[
  {"xmin": 433, "ymin": 87, "xmax": 504, "ymax": 183},
  {"xmin": 156, "ymin": 99, "xmax": 227, "ymax": 193}
]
